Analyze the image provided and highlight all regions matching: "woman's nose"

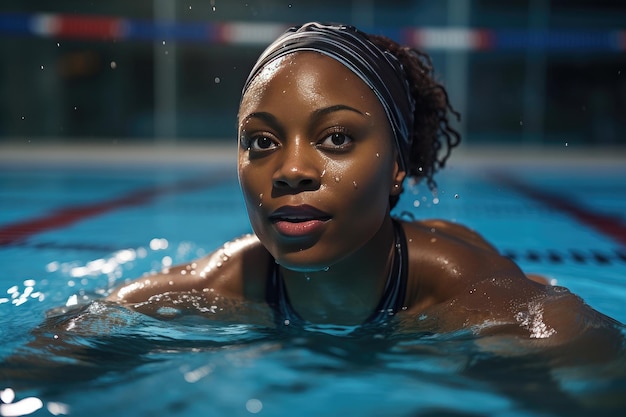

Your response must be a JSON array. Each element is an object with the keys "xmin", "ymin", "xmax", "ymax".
[{"xmin": 272, "ymin": 142, "xmax": 321, "ymax": 191}]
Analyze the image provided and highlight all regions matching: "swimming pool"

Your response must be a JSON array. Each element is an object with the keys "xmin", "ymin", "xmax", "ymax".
[{"xmin": 1, "ymin": 146, "xmax": 625, "ymax": 416}]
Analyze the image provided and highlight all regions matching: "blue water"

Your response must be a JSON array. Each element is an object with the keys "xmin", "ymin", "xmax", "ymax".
[{"xmin": 1, "ymin": 159, "xmax": 625, "ymax": 416}]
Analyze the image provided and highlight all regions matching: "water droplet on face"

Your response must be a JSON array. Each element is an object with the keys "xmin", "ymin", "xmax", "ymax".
[
  {"xmin": 375, "ymin": 153, "xmax": 380, "ymax": 158},
  {"xmin": 320, "ymin": 169, "xmax": 326, "ymax": 178},
  {"xmin": 334, "ymin": 176, "xmax": 341, "ymax": 183},
  {"xmin": 352, "ymin": 181, "xmax": 358, "ymax": 189}
]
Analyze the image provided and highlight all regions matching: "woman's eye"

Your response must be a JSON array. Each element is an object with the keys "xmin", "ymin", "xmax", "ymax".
[
  {"xmin": 252, "ymin": 136, "xmax": 276, "ymax": 150},
  {"xmin": 319, "ymin": 132, "xmax": 353, "ymax": 149},
  {"xmin": 243, "ymin": 135, "xmax": 278, "ymax": 152}
]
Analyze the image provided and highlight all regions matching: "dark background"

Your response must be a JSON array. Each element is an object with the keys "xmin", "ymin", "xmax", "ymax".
[{"xmin": 1, "ymin": 0, "xmax": 624, "ymax": 148}]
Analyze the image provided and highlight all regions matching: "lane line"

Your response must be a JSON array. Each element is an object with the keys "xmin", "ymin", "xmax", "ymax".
[
  {"xmin": 0, "ymin": 172, "xmax": 234, "ymax": 247},
  {"xmin": 492, "ymin": 172, "xmax": 626, "ymax": 248}
]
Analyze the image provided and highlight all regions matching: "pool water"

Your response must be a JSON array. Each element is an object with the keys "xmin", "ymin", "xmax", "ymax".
[{"xmin": 1, "ymin": 154, "xmax": 625, "ymax": 416}]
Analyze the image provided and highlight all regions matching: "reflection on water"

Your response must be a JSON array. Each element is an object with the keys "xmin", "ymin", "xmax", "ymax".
[
  {"xmin": 1, "ymin": 238, "xmax": 625, "ymax": 417},
  {"xmin": 1, "ymin": 296, "xmax": 625, "ymax": 417}
]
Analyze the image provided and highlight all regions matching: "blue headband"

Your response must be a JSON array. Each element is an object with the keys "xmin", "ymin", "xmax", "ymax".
[{"xmin": 242, "ymin": 22, "xmax": 415, "ymax": 171}]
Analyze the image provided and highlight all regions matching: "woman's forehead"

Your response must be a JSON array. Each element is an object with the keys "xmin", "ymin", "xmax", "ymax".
[{"xmin": 239, "ymin": 52, "xmax": 376, "ymax": 113}]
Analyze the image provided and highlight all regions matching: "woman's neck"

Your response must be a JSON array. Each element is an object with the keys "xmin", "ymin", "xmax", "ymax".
[{"xmin": 279, "ymin": 216, "xmax": 397, "ymax": 325}]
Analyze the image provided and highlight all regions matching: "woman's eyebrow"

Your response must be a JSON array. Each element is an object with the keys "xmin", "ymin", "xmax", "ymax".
[
  {"xmin": 241, "ymin": 111, "xmax": 279, "ymax": 126},
  {"xmin": 312, "ymin": 104, "xmax": 365, "ymax": 119},
  {"xmin": 240, "ymin": 104, "xmax": 364, "ymax": 130}
]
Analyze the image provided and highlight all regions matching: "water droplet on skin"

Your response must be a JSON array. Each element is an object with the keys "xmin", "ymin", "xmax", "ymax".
[
  {"xmin": 334, "ymin": 176, "xmax": 341, "ymax": 183},
  {"xmin": 375, "ymin": 153, "xmax": 380, "ymax": 158},
  {"xmin": 352, "ymin": 181, "xmax": 358, "ymax": 189},
  {"xmin": 56, "ymin": 42, "xmax": 60, "ymax": 47},
  {"xmin": 321, "ymin": 169, "xmax": 326, "ymax": 178},
  {"xmin": 110, "ymin": 61, "xmax": 117, "ymax": 69},
  {"xmin": 216, "ymin": 262, "xmax": 223, "ymax": 268},
  {"xmin": 40, "ymin": 65, "xmax": 44, "ymax": 70},
  {"xmin": 162, "ymin": 40, "xmax": 166, "ymax": 45},
  {"xmin": 214, "ymin": 77, "xmax": 220, "ymax": 84}
]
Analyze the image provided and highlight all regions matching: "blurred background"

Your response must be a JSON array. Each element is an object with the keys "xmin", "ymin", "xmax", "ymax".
[{"xmin": 0, "ymin": 0, "xmax": 625, "ymax": 148}]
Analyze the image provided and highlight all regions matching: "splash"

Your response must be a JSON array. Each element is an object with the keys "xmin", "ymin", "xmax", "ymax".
[{"xmin": 514, "ymin": 301, "xmax": 557, "ymax": 339}]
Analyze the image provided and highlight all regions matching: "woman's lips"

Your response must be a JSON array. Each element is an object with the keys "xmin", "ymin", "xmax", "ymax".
[{"xmin": 269, "ymin": 205, "xmax": 331, "ymax": 237}]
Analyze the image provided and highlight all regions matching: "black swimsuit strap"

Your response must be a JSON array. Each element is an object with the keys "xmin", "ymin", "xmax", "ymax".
[{"xmin": 266, "ymin": 219, "xmax": 409, "ymax": 327}]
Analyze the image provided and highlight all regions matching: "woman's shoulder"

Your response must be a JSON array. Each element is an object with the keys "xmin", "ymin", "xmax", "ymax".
[
  {"xmin": 107, "ymin": 234, "xmax": 272, "ymax": 305},
  {"xmin": 401, "ymin": 218, "xmax": 499, "ymax": 253},
  {"xmin": 399, "ymin": 218, "xmax": 528, "ymax": 304}
]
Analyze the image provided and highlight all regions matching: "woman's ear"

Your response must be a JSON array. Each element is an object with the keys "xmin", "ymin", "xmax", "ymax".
[{"xmin": 390, "ymin": 160, "xmax": 407, "ymax": 196}]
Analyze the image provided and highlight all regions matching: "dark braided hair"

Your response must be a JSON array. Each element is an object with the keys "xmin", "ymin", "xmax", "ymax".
[{"xmin": 367, "ymin": 34, "xmax": 461, "ymax": 208}]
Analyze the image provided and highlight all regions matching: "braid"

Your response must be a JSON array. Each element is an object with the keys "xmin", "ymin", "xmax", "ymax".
[{"xmin": 367, "ymin": 34, "xmax": 461, "ymax": 202}]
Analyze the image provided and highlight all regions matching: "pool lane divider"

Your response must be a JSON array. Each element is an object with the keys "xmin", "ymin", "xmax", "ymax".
[
  {"xmin": 0, "ymin": 172, "xmax": 233, "ymax": 247},
  {"xmin": 492, "ymin": 172, "xmax": 626, "ymax": 249}
]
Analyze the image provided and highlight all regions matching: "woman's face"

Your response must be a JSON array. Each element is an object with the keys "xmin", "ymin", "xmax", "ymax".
[{"xmin": 238, "ymin": 52, "xmax": 404, "ymax": 271}]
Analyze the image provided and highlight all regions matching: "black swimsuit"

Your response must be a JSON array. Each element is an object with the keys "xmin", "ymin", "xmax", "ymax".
[{"xmin": 265, "ymin": 219, "xmax": 408, "ymax": 328}]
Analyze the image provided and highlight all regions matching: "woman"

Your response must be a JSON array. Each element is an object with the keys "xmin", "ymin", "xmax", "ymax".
[{"xmin": 107, "ymin": 22, "xmax": 621, "ymax": 349}]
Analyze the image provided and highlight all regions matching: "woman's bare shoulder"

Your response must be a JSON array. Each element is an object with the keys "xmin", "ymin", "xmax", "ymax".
[
  {"xmin": 400, "ymin": 219, "xmax": 529, "ymax": 307},
  {"xmin": 408, "ymin": 218, "xmax": 499, "ymax": 252},
  {"xmin": 106, "ymin": 234, "xmax": 272, "ymax": 305}
]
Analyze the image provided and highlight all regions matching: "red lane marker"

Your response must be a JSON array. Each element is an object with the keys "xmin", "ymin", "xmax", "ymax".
[
  {"xmin": 493, "ymin": 173, "xmax": 626, "ymax": 248},
  {"xmin": 56, "ymin": 15, "xmax": 125, "ymax": 40},
  {"xmin": 0, "ymin": 173, "xmax": 232, "ymax": 246}
]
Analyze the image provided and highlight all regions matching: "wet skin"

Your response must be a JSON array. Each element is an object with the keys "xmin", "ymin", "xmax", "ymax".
[{"xmin": 107, "ymin": 52, "xmax": 622, "ymax": 352}]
